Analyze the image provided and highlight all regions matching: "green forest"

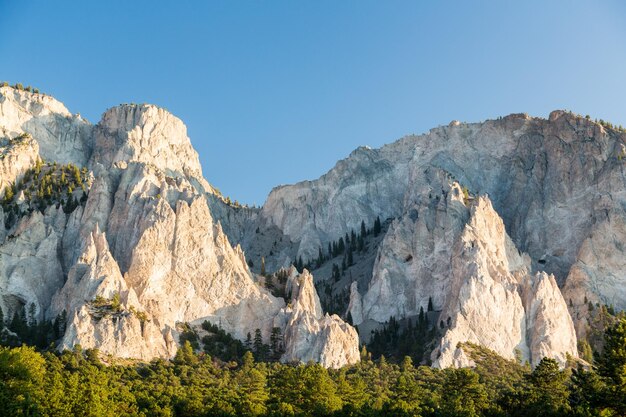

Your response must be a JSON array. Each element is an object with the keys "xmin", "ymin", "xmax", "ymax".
[{"xmin": 1, "ymin": 318, "xmax": 626, "ymax": 417}]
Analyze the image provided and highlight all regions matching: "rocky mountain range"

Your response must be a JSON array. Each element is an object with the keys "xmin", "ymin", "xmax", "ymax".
[{"xmin": 1, "ymin": 85, "xmax": 625, "ymax": 368}]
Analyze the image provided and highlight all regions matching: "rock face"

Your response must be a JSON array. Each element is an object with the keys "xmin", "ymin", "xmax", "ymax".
[
  {"xmin": 430, "ymin": 197, "xmax": 576, "ymax": 368},
  {"xmin": 1, "ymin": 84, "xmax": 624, "ymax": 369},
  {"xmin": 260, "ymin": 143, "xmax": 415, "ymax": 263},
  {"xmin": 0, "ymin": 86, "xmax": 359, "ymax": 368},
  {"xmin": 91, "ymin": 105, "xmax": 205, "ymax": 183},
  {"xmin": 0, "ymin": 86, "xmax": 92, "ymax": 167},
  {"xmin": 257, "ymin": 110, "xmax": 626, "ymax": 367},
  {"xmin": 51, "ymin": 227, "xmax": 175, "ymax": 360},
  {"xmin": 358, "ymin": 173, "xmax": 470, "ymax": 322},
  {"xmin": 0, "ymin": 208, "xmax": 66, "ymax": 320},
  {"xmin": 260, "ymin": 111, "xmax": 625, "ymax": 285},
  {"xmin": 0, "ymin": 133, "xmax": 39, "ymax": 196},
  {"xmin": 280, "ymin": 268, "xmax": 360, "ymax": 368}
]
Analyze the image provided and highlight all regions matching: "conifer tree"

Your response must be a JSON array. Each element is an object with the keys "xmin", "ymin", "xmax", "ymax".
[
  {"xmin": 253, "ymin": 328, "xmax": 264, "ymax": 360},
  {"xmin": 597, "ymin": 318, "xmax": 626, "ymax": 389},
  {"xmin": 374, "ymin": 216, "xmax": 382, "ymax": 236},
  {"xmin": 245, "ymin": 332, "xmax": 252, "ymax": 350},
  {"xmin": 338, "ymin": 238, "xmax": 345, "ymax": 254}
]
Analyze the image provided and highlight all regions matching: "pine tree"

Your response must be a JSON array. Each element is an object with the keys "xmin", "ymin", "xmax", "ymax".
[
  {"xmin": 3, "ymin": 184, "xmax": 14, "ymax": 204},
  {"xmin": 440, "ymin": 368, "xmax": 488, "ymax": 416},
  {"xmin": 361, "ymin": 220, "xmax": 367, "ymax": 238},
  {"xmin": 374, "ymin": 216, "xmax": 381, "ymax": 236},
  {"xmin": 332, "ymin": 264, "xmax": 340, "ymax": 282},
  {"xmin": 28, "ymin": 303, "xmax": 37, "ymax": 328},
  {"xmin": 270, "ymin": 327, "xmax": 284, "ymax": 360},
  {"xmin": 527, "ymin": 358, "xmax": 571, "ymax": 415},
  {"xmin": 245, "ymin": 332, "xmax": 252, "ymax": 350},
  {"xmin": 597, "ymin": 318, "xmax": 626, "ymax": 386},
  {"xmin": 253, "ymin": 328, "xmax": 264, "ymax": 360},
  {"xmin": 297, "ymin": 256, "xmax": 303, "ymax": 272},
  {"xmin": 110, "ymin": 292, "xmax": 121, "ymax": 312},
  {"xmin": 9, "ymin": 307, "xmax": 28, "ymax": 342},
  {"xmin": 235, "ymin": 352, "xmax": 269, "ymax": 415}
]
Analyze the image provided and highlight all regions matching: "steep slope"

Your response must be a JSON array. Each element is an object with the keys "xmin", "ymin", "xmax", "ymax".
[
  {"xmin": 0, "ymin": 86, "xmax": 92, "ymax": 168},
  {"xmin": 2, "ymin": 83, "xmax": 624, "ymax": 369},
  {"xmin": 257, "ymin": 112, "xmax": 626, "ymax": 351},
  {"xmin": 279, "ymin": 268, "xmax": 360, "ymax": 368},
  {"xmin": 260, "ymin": 112, "xmax": 625, "ymax": 279},
  {"xmin": 430, "ymin": 197, "xmax": 576, "ymax": 368},
  {"xmin": 0, "ymin": 86, "xmax": 359, "ymax": 367}
]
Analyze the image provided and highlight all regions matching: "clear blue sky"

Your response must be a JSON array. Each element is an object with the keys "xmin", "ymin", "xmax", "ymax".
[{"xmin": 1, "ymin": 1, "xmax": 625, "ymax": 205}]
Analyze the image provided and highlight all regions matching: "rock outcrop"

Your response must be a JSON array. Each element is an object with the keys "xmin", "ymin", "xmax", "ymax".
[
  {"xmin": 0, "ymin": 133, "xmax": 39, "ymax": 195},
  {"xmin": 259, "ymin": 111, "xmax": 625, "ymax": 284},
  {"xmin": 280, "ymin": 269, "xmax": 360, "ymax": 368},
  {"xmin": 0, "ymin": 86, "xmax": 92, "ymax": 167},
  {"xmin": 2, "ymin": 84, "xmax": 624, "ymax": 369},
  {"xmin": 257, "ymin": 110, "xmax": 625, "ymax": 366},
  {"xmin": 51, "ymin": 227, "xmax": 175, "ymax": 359},
  {"xmin": 0, "ymin": 86, "xmax": 359, "ymax": 368},
  {"xmin": 357, "ymin": 173, "xmax": 469, "ymax": 323},
  {"xmin": 430, "ymin": 197, "xmax": 577, "ymax": 368}
]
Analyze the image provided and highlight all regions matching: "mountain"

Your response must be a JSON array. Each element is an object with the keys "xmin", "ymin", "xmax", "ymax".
[
  {"xmin": 230, "ymin": 111, "xmax": 625, "ymax": 366},
  {"xmin": 2, "ymin": 84, "xmax": 625, "ymax": 368},
  {"xmin": 0, "ymin": 86, "xmax": 358, "ymax": 368}
]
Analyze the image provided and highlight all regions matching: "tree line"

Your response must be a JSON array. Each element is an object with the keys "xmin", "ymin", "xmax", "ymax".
[{"xmin": 1, "ymin": 317, "xmax": 625, "ymax": 416}]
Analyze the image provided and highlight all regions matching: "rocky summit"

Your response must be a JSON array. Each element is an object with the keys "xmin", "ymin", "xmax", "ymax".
[{"xmin": 1, "ymin": 85, "xmax": 625, "ymax": 368}]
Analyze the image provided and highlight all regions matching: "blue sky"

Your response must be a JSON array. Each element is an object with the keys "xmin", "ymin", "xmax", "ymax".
[{"xmin": 1, "ymin": 1, "xmax": 625, "ymax": 205}]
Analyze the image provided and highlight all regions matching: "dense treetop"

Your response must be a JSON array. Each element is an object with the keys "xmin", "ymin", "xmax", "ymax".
[{"xmin": 1, "ymin": 318, "xmax": 625, "ymax": 417}]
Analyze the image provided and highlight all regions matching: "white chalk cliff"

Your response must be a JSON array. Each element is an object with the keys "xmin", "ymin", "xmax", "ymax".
[
  {"xmin": 252, "ymin": 112, "xmax": 626, "ymax": 367},
  {"xmin": 2, "ymin": 84, "xmax": 625, "ymax": 369},
  {"xmin": 279, "ymin": 268, "xmax": 360, "ymax": 368},
  {"xmin": 0, "ymin": 86, "xmax": 358, "ymax": 367}
]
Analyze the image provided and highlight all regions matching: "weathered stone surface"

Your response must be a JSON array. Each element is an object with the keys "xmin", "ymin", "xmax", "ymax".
[
  {"xmin": 260, "ymin": 110, "xmax": 626, "ymax": 286},
  {"xmin": 0, "ymin": 89, "xmax": 359, "ymax": 367},
  {"xmin": 51, "ymin": 227, "xmax": 175, "ymax": 359},
  {"xmin": 2, "ymin": 86, "xmax": 623, "ymax": 369},
  {"xmin": 90, "ymin": 104, "xmax": 214, "ymax": 194},
  {"xmin": 0, "ymin": 133, "xmax": 39, "ymax": 195},
  {"xmin": 261, "ymin": 143, "xmax": 416, "ymax": 262},
  {"xmin": 281, "ymin": 269, "xmax": 360, "ymax": 368},
  {"xmin": 259, "ymin": 110, "xmax": 625, "ymax": 366},
  {"xmin": 431, "ymin": 197, "xmax": 577, "ymax": 368},
  {"xmin": 0, "ymin": 208, "xmax": 66, "ymax": 321},
  {"xmin": 347, "ymin": 281, "xmax": 363, "ymax": 326},
  {"xmin": 358, "ymin": 175, "xmax": 469, "ymax": 323},
  {"xmin": 0, "ymin": 86, "xmax": 92, "ymax": 166},
  {"xmin": 562, "ymin": 208, "xmax": 626, "ymax": 337}
]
